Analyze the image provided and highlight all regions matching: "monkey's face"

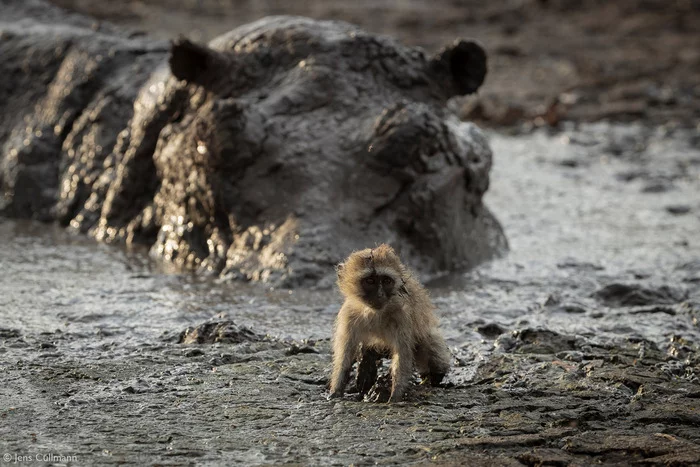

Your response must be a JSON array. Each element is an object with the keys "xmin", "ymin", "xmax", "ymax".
[
  {"xmin": 360, "ymin": 272, "xmax": 397, "ymax": 309},
  {"xmin": 337, "ymin": 245, "xmax": 407, "ymax": 308}
]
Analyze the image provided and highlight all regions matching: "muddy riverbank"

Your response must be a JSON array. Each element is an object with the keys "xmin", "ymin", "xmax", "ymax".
[
  {"xmin": 2, "ymin": 124, "xmax": 699, "ymax": 465},
  {"xmin": 49, "ymin": 0, "xmax": 700, "ymax": 128}
]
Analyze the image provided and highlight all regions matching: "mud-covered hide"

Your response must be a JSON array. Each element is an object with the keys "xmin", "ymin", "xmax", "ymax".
[
  {"xmin": 0, "ymin": 1, "xmax": 507, "ymax": 287},
  {"xmin": 0, "ymin": 0, "xmax": 167, "ymax": 221}
]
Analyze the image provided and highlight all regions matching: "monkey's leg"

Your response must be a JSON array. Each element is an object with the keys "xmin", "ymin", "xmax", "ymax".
[
  {"xmin": 389, "ymin": 345, "xmax": 414, "ymax": 402},
  {"xmin": 330, "ymin": 326, "xmax": 359, "ymax": 398},
  {"xmin": 423, "ymin": 331, "xmax": 451, "ymax": 386},
  {"xmin": 356, "ymin": 346, "xmax": 381, "ymax": 395},
  {"xmin": 415, "ymin": 343, "xmax": 431, "ymax": 381}
]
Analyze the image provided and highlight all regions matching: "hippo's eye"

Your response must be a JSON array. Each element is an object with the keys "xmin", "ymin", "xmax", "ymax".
[
  {"xmin": 363, "ymin": 277, "xmax": 375, "ymax": 285},
  {"xmin": 381, "ymin": 276, "xmax": 394, "ymax": 287}
]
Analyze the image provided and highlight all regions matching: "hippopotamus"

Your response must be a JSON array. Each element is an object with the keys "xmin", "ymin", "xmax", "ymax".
[{"xmin": 0, "ymin": 0, "xmax": 507, "ymax": 286}]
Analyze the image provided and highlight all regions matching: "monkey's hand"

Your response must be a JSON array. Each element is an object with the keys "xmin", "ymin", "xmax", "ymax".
[{"xmin": 327, "ymin": 390, "xmax": 344, "ymax": 400}]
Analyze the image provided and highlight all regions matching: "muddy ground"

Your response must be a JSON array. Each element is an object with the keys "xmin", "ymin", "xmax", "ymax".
[
  {"xmin": 2, "ymin": 1, "xmax": 700, "ymax": 466},
  {"xmin": 2, "ymin": 124, "xmax": 700, "ymax": 465},
  {"xmin": 48, "ymin": 0, "xmax": 700, "ymax": 128}
]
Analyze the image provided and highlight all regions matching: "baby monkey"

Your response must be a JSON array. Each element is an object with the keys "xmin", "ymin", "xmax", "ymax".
[{"xmin": 330, "ymin": 244, "xmax": 451, "ymax": 402}]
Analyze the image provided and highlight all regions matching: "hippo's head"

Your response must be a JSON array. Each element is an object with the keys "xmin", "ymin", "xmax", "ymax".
[{"xmin": 97, "ymin": 16, "xmax": 506, "ymax": 286}]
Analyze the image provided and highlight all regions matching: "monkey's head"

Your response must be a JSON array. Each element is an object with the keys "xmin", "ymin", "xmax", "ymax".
[{"xmin": 336, "ymin": 244, "xmax": 408, "ymax": 309}]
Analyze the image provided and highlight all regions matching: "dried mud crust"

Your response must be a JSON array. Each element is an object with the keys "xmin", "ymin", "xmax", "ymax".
[
  {"xmin": 3, "ymin": 328, "xmax": 699, "ymax": 466},
  {"xmin": 49, "ymin": 0, "xmax": 700, "ymax": 127}
]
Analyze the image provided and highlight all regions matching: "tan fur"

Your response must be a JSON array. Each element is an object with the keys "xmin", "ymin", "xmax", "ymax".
[{"xmin": 330, "ymin": 244, "xmax": 451, "ymax": 402}]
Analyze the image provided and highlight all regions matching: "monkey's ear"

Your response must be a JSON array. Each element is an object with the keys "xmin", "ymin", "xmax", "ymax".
[
  {"xmin": 429, "ymin": 39, "xmax": 487, "ymax": 96},
  {"xmin": 335, "ymin": 262, "xmax": 345, "ymax": 279},
  {"xmin": 169, "ymin": 38, "xmax": 228, "ymax": 88}
]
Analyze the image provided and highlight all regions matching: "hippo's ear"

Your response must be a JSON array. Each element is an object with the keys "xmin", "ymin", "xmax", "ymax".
[
  {"xmin": 430, "ymin": 40, "xmax": 487, "ymax": 96},
  {"xmin": 169, "ymin": 38, "xmax": 227, "ymax": 88}
]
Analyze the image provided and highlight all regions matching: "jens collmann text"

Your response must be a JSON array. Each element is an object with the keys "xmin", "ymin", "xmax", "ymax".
[{"xmin": 3, "ymin": 453, "xmax": 79, "ymax": 463}]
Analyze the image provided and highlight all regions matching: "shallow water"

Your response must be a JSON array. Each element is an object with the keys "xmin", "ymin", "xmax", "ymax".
[{"xmin": 2, "ymin": 123, "xmax": 699, "ymax": 465}]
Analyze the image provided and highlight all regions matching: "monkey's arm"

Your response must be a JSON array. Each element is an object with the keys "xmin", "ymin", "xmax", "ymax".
[{"xmin": 329, "ymin": 311, "xmax": 360, "ymax": 397}]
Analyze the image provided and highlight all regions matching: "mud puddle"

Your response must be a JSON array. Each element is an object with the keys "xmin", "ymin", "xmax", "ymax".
[{"xmin": 1, "ymin": 123, "xmax": 699, "ymax": 465}]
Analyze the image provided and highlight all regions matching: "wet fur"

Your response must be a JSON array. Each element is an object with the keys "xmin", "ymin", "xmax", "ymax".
[{"xmin": 330, "ymin": 244, "xmax": 451, "ymax": 402}]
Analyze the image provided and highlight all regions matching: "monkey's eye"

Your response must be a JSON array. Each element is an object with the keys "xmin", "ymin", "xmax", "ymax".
[
  {"xmin": 381, "ymin": 276, "xmax": 394, "ymax": 286},
  {"xmin": 363, "ymin": 277, "xmax": 376, "ymax": 285}
]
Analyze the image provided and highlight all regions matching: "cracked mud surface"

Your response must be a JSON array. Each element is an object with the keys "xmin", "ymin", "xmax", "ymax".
[{"xmin": 2, "ymin": 124, "xmax": 699, "ymax": 465}]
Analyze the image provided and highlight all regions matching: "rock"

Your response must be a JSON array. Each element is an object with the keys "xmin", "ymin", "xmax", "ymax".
[
  {"xmin": 628, "ymin": 305, "xmax": 677, "ymax": 316},
  {"xmin": 284, "ymin": 343, "xmax": 319, "ymax": 356},
  {"xmin": 665, "ymin": 204, "xmax": 691, "ymax": 215},
  {"xmin": 476, "ymin": 323, "xmax": 508, "ymax": 338},
  {"xmin": 0, "ymin": 0, "xmax": 507, "ymax": 286},
  {"xmin": 641, "ymin": 181, "xmax": 674, "ymax": 193},
  {"xmin": 510, "ymin": 328, "xmax": 578, "ymax": 354},
  {"xmin": 555, "ymin": 304, "xmax": 588, "ymax": 314},
  {"xmin": 592, "ymin": 283, "xmax": 688, "ymax": 307},
  {"xmin": 178, "ymin": 320, "xmax": 260, "ymax": 345},
  {"xmin": 0, "ymin": 328, "xmax": 21, "ymax": 339}
]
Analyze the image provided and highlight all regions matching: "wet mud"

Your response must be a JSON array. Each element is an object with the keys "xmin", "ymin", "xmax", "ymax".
[{"xmin": 2, "ymin": 124, "xmax": 699, "ymax": 465}]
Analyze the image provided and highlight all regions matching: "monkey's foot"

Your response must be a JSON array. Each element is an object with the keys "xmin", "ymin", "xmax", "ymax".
[
  {"xmin": 327, "ymin": 390, "xmax": 344, "ymax": 400},
  {"xmin": 356, "ymin": 347, "xmax": 382, "ymax": 395},
  {"xmin": 420, "ymin": 372, "xmax": 446, "ymax": 387},
  {"xmin": 363, "ymin": 374, "xmax": 392, "ymax": 402},
  {"xmin": 364, "ymin": 387, "xmax": 389, "ymax": 403},
  {"xmin": 356, "ymin": 361, "xmax": 379, "ymax": 395}
]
